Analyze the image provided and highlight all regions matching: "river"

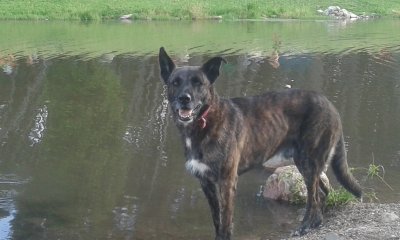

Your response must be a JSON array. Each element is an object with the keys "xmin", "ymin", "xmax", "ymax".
[{"xmin": 0, "ymin": 19, "xmax": 399, "ymax": 239}]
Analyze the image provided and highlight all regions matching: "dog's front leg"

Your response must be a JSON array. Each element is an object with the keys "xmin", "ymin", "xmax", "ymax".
[
  {"xmin": 200, "ymin": 179, "xmax": 221, "ymax": 238},
  {"xmin": 217, "ymin": 173, "xmax": 238, "ymax": 240},
  {"xmin": 201, "ymin": 174, "xmax": 238, "ymax": 240}
]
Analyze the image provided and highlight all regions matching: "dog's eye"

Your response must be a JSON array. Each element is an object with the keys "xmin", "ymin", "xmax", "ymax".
[
  {"xmin": 172, "ymin": 78, "xmax": 181, "ymax": 87},
  {"xmin": 192, "ymin": 77, "xmax": 202, "ymax": 86}
]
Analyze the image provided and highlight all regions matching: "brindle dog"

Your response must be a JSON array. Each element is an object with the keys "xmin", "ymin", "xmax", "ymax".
[{"xmin": 159, "ymin": 47, "xmax": 362, "ymax": 240}]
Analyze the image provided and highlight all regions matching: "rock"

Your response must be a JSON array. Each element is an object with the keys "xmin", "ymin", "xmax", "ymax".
[
  {"xmin": 209, "ymin": 16, "xmax": 223, "ymax": 20},
  {"xmin": 324, "ymin": 232, "xmax": 342, "ymax": 240},
  {"xmin": 120, "ymin": 14, "xmax": 133, "ymax": 20},
  {"xmin": 380, "ymin": 212, "xmax": 399, "ymax": 223},
  {"xmin": 263, "ymin": 165, "xmax": 330, "ymax": 203},
  {"xmin": 321, "ymin": 6, "xmax": 360, "ymax": 20},
  {"xmin": 349, "ymin": 13, "xmax": 359, "ymax": 18},
  {"xmin": 327, "ymin": 6, "xmax": 341, "ymax": 13},
  {"xmin": 341, "ymin": 9, "xmax": 350, "ymax": 18}
]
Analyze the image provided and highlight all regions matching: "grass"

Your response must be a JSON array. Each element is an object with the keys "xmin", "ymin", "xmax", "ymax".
[
  {"xmin": 365, "ymin": 153, "xmax": 394, "ymax": 191},
  {"xmin": 0, "ymin": 0, "xmax": 399, "ymax": 21},
  {"xmin": 326, "ymin": 187, "xmax": 356, "ymax": 207}
]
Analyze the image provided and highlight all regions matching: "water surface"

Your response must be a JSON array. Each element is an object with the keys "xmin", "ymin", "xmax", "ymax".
[{"xmin": 0, "ymin": 19, "xmax": 399, "ymax": 240}]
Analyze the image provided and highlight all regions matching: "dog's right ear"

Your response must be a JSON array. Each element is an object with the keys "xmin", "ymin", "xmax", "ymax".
[
  {"xmin": 201, "ymin": 57, "xmax": 226, "ymax": 84},
  {"xmin": 159, "ymin": 47, "xmax": 176, "ymax": 84}
]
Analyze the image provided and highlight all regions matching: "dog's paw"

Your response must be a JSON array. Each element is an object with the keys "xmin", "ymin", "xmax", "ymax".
[
  {"xmin": 291, "ymin": 225, "xmax": 311, "ymax": 237},
  {"xmin": 292, "ymin": 217, "xmax": 322, "ymax": 236}
]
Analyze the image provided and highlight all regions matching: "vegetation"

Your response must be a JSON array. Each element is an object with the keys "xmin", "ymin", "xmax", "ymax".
[
  {"xmin": 326, "ymin": 187, "xmax": 356, "ymax": 207},
  {"xmin": 0, "ymin": 0, "xmax": 399, "ymax": 21},
  {"xmin": 326, "ymin": 153, "xmax": 394, "ymax": 206},
  {"xmin": 288, "ymin": 153, "xmax": 393, "ymax": 207}
]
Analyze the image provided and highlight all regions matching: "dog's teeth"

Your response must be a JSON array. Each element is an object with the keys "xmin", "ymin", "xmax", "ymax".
[{"xmin": 179, "ymin": 109, "xmax": 193, "ymax": 118}]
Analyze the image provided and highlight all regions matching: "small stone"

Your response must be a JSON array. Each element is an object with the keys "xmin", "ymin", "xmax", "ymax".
[
  {"xmin": 210, "ymin": 16, "xmax": 223, "ymax": 20},
  {"xmin": 120, "ymin": 14, "xmax": 133, "ymax": 20},
  {"xmin": 324, "ymin": 232, "xmax": 342, "ymax": 240},
  {"xmin": 380, "ymin": 212, "xmax": 399, "ymax": 223}
]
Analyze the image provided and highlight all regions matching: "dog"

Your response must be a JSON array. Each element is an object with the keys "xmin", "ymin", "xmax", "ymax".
[{"xmin": 158, "ymin": 47, "xmax": 362, "ymax": 240}]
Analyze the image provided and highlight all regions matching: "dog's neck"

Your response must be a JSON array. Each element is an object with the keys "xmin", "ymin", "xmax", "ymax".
[{"xmin": 198, "ymin": 105, "xmax": 211, "ymax": 129}]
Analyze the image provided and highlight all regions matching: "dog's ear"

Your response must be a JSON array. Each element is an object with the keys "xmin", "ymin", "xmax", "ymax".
[
  {"xmin": 159, "ymin": 47, "xmax": 176, "ymax": 84},
  {"xmin": 201, "ymin": 57, "xmax": 226, "ymax": 84}
]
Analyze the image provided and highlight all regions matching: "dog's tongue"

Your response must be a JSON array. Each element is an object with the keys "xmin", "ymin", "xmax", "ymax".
[{"xmin": 179, "ymin": 109, "xmax": 193, "ymax": 118}]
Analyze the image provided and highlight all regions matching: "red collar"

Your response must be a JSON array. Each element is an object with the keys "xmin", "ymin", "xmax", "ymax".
[{"xmin": 198, "ymin": 105, "xmax": 210, "ymax": 129}]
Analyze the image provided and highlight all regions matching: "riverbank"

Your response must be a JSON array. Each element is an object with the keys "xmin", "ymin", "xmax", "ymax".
[
  {"xmin": 0, "ymin": 0, "xmax": 399, "ymax": 21},
  {"xmin": 288, "ymin": 203, "xmax": 400, "ymax": 240}
]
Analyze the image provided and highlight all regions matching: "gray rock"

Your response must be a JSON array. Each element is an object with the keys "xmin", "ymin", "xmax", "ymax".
[
  {"xmin": 324, "ymin": 232, "xmax": 343, "ymax": 240},
  {"xmin": 263, "ymin": 165, "xmax": 330, "ymax": 203},
  {"xmin": 349, "ymin": 13, "xmax": 359, "ymax": 18},
  {"xmin": 341, "ymin": 9, "xmax": 350, "ymax": 18},
  {"xmin": 380, "ymin": 212, "xmax": 399, "ymax": 223},
  {"xmin": 327, "ymin": 6, "xmax": 341, "ymax": 13}
]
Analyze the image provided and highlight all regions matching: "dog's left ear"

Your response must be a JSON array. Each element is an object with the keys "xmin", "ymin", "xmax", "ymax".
[
  {"xmin": 159, "ymin": 47, "xmax": 176, "ymax": 84},
  {"xmin": 201, "ymin": 57, "xmax": 227, "ymax": 84}
]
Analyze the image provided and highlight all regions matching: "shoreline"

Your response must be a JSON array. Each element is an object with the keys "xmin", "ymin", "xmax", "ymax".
[
  {"xmin": 0, "ymin": 1, "xmax": 399, "ymax": 21},
  {"xmin": 287, "ymin": 203, "xmax": 400, "ymax": 240}
]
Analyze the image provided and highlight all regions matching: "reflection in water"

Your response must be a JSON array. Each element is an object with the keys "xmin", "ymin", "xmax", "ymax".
[
  {"xmin": 0, "ymin": 174, "xmax": 29, "ymax": 240},
  {"xmin": 28, "ymin": 105, "xmax": 48, "ymax": 146},
  {"xmin": 0, "ymin": 21, "xmax": 399, "ymax": 239}
]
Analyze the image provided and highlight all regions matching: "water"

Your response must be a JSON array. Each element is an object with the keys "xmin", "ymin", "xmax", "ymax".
[{"xmin": 0, "ymin": 19, "xmax": 399, "ymax": 240}]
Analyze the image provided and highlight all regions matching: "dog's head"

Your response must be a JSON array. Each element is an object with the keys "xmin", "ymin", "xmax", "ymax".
[{"xmin": 159, "ymin": 47, "xmax": 226, "ymax": 126}]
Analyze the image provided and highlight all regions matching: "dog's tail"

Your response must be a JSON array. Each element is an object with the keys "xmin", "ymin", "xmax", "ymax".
[{"xmin": 331, "ymin": 135, "xmax": 362, "ymax": 198}]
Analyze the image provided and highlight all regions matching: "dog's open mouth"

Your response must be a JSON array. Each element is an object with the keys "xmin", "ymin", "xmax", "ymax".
[{"xmin": 178, "ymin": 109, "xmax": 194, "ymax": 122}]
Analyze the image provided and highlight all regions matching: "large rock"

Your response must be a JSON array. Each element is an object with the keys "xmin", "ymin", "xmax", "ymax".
[{"xmin": 263, "ymin": 165, "xmax": 330, "ymax": 203}]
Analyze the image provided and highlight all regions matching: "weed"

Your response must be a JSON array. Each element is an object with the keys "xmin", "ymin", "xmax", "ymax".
[
  {"xmin": 326, "ymin": 187, "xmax": 356, "ymax": 207},
  {"xmin": 364, "ymin": 153, "xmax": 393, "ymax": 191}
]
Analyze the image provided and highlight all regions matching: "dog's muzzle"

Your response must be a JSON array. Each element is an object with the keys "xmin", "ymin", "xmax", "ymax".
[{"xmin": 176, "ymin": 104, "xmax": 202, "ymax": 123}]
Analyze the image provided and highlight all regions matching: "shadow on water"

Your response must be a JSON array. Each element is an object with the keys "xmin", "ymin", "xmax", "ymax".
[{"xmin": 0, "ymin": 20, "xmax": 399, "ymax": 239}]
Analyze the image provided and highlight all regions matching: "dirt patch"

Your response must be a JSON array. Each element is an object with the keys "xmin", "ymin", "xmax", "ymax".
[{"xmin": 287, "ymin": 203, "xmax": 400, "ymax": 240}]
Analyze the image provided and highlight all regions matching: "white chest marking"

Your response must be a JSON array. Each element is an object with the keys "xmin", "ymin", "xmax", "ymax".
[
  {"xmin": 185, "ymin": 138, "xmax": 192, "ymax": 149},
  {"xmin": 185, "ymin": 159, "xmax": 210, "ymax": 176}
]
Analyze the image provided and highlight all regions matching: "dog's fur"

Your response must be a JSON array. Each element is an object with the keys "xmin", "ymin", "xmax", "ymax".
[{"xmin": 159, "ymin": 47, "xmax": 362, "ymax": 240}]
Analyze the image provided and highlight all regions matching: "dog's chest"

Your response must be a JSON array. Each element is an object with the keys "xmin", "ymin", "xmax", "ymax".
[{"xmin": 183, "ymin": 137, "xmax": 210, "ymax": 177}]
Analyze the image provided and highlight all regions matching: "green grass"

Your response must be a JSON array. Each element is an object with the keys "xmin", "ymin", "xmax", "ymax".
[
  {"xmin": 326, "ymin": 187, "xmax": 357, "ymax": 207},
  {"xmin": 0, "ymin": 0, "xmax": 399, "ymax": 21}
]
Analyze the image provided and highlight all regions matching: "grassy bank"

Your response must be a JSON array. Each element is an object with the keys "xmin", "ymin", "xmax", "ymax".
[{"xmin": 0, "ymin": 0, "xmax": 399, "ymax": 21}]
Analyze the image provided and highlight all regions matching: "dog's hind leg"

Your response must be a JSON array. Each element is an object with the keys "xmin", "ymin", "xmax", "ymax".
[
  {"xmin": 293, "ymin": 157, "xmax": 324, "ymax": 235},
  {"xmin": 292, "ymin": 138, "xmax": 332, "ymax": 236},
  {"xmin": 319, "ymin": 178, "xmax": 329, "ymax": 213}
]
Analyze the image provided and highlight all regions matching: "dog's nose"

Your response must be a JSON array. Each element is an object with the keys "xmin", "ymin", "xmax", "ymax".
[{"xmin": 178, "ymin": 93, "xmax": 191, "ymax": 104}]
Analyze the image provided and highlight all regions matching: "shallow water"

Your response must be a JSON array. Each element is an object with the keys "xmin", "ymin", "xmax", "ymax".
[{"xmin": 0, "ymin": 19, "xmax": 399, "ymax": 239}]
